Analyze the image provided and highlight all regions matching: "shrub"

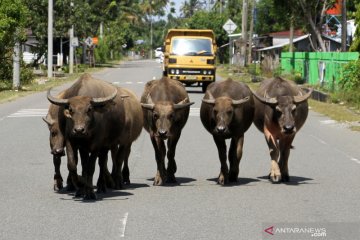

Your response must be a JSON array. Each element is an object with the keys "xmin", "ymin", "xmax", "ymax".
[{"xmin": 337, "ymin": 60, "xmax": 360, "ymax": 108}]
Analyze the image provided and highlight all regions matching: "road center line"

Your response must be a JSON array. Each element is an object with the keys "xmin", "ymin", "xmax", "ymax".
[
  {"xmin": 120, "ymin": 212, "xmax": 129, "ymax": 237},
  {"xmin": 309, "ymin": 134, "xmax": 327, "ymax": 145},
  {"xmin": 350, "ymin": 158, "xmax": 360, "ymax": 164}
]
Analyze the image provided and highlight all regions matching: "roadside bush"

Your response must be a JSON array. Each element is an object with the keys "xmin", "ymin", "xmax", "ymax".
[
  {"xmin": 94, "ymin": 39, "xmax": 109, "ymax": 64},
  {"xmin": 20, "ymin": 64, "xmax": 35, "ymax": 85},
  {"xmin": 337, "ymin": 60, "xmax": 360, "ymax": 108}
]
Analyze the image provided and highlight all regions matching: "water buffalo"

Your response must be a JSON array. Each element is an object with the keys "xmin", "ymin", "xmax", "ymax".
[
  {"xmin": 252, "ymin": 77, "xmax": 312, "ymax": 183},
  {"xmin": 43, "ymin": 91, "xmax": 71, "ymax": 191},
  {"xmin": 200, "ymin": 78, "xmax": 254, "ymax": 185},
  {"xmin": 141, "ymin": 77, "xmax": 194, "ymax": 185},
  {"xmin": 47, "ymin": 74, "xmax": 143, "ymax": 199}
]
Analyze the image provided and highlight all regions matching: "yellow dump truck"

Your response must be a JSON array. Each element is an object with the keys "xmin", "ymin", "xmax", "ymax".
[{"xmin": 163, "ymin": 29, "xmax": 217, "ymax": 92}]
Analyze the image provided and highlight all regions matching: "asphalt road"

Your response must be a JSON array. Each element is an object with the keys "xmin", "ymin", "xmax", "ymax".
[{"xmin": 0, "ymin": 59, "xmax": 359, "ymax": 240}]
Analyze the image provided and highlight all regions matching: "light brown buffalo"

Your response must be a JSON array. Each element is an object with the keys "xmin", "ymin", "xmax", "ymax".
[
  {"xmin": 252, "ymin": 77, "xmax": 312, "ymax": 183},
  {"xmin": 141, "ymin": 77, "xmax": 194, "ymax": 185},
  {"xmin": 200, "ymin": 78, "xmax": 254, "ymax": 184}
]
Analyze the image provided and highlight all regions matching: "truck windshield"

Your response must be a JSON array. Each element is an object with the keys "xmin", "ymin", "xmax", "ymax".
[{"xmin": 171, "ymin": 38, "xmax": 212, "ymax": 56}]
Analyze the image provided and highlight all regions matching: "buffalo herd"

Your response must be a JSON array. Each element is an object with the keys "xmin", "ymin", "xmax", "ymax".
[{"xmin": 44, "ymin": 74, "xmax": 312, "ymax": 200}]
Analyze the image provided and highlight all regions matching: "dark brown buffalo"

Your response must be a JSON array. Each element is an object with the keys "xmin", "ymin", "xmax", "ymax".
[
  {"xmin": 200, "ymin": 78, "xmax": 254, "ymax": 184},
  {"xmin": 47, "ymin": 74, "xmax": 143, "ymax": 199},
  {"xmin": 252, "ymin": 77, "xmax": 312, "ymax": 183},
  {"xmin": 43, "ymin": 90, "xmax": 73, "ymax": 191},
  {"xmin": 141, "ymin": 77, "xmax": 194, "ymax": 185}
]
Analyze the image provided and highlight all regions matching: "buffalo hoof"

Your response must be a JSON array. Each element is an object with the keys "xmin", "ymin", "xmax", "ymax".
[
  {"xmin": 269, "ymin": 174, "xmax": 282, "ymax": 183},
  {"xmin": 123, "ymin": 179, "xmax": 131, "ymax": 185},
  {"xmin": 114, "ymin": 181, "xmax": 123, "ymax": 190},
  {"xmin": 282, "ymin": 174, "xmax": 290, "ymax": 182},
  {"xmin": 65, "ymin": 183, "xmax": 77, "ymax": 192},
  {"xmin": 96, "ymin": 183, "xmax": 107, "ymax": 194},
  {"xmin": 217, "ymin": 175, "xmax": 228, "ymax": 185},
  {"xmin": 84, "ymin": 192, "xmax": 97, "ymax": 200},
  {"xmin": 229, "ymin": 173, "xmax": 238, "ymax": 183},
  {"xmin": 54, "ymin": 180, "xmax": 63, "ymax": 191},
  {"xmin": 74, "ymin": 189, "xmax": 84, "ymax": 198},
  {"xmin": 153, "ymin": 175, "xmax": 164, "ymax": 186},
  {"xmin": 166, "ymin": 175, "xmax": 177, "ymax": 184}
]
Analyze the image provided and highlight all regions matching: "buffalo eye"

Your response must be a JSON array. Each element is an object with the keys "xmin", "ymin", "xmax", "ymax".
[
  {"xmin": 226, "ymin": 109, "xmax": 233, "ymax": 115},
  {"xmin": 87, "ymin": 106, "xmax": 93, "ymax": 113},
  {"xmin": 169, "ymin": 112, "xmax": 175, "ymax": 119},
  {"xmin": 291, "ymin": 105, "xmax": 296, "ymax": 113},
  {"xmin": 213, "ymin": 109, "xmax": 218, "ymax": 116},
  {"xmin": 68, "ymin": 106, "xmax": 73, "ymax": 114},
  {"xmin": 51, "ymin": 130, "xmax": 57, "ymax": 137},
  {"xmin": 153, "ymin": 112, "xmax": 159, "ymax": 120},
  {"xmin": 275, "ymin": 106, "xmax": 282, "ymax": 115}
]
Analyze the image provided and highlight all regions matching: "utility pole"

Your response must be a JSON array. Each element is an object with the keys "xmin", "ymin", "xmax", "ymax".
[
  {"xmin": 341, "ymin": 0, "xmax": 347, "ymax": 51},
  {"xmin": 240, "ymin": 0, "xmax": 248, "ymax": 67},
  {"xmin": 47, "ymin": 0, "xmax": 53, "ymax": 78},
  {"xmin": 13, "ymin": 41, "xmax": 20, "ymax": 90},
  {"xmin": 69, "ymin": 26, "xmax": 74, "ymax": 74},
  {"xmin": 69, "ymin": 1, "xmax": 74, "ymax": 74},
  {"xmin": 247, "ymin": 0, "xmax": 254, "ymax": 65}
]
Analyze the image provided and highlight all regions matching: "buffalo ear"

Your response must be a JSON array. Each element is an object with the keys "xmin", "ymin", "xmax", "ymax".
[{"xmin": 64, "ymin": 109, "xmax": 72, "ymax": 119}]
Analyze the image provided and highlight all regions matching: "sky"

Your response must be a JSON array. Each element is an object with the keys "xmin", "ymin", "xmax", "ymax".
[{"xmin": 168, "ymin": 0, "xmax": 184, "ymax": 17}]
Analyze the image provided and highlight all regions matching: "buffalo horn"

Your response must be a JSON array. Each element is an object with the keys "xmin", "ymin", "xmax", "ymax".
[
  {"xmin": 141, "ymin": 94, "xmax": 155, "ymax": 110},
  {"xmin": 141, "ymin": 103, "xmax": 155, "ymax": 110},
  {"xmin": 251, "ymin": 90, "xmax": 277, "ymax": 105},
  {"xmin": 47, "ymin": 88, "xmax": 69, "ymax": 106},
  {"xmin": 202, "ymin": 91, "xmax": 216, "ymax": 104},
  {"xmin": 91, "ymin": 88, "xmax": 118, "ymax": 106},
  {"xmin": 232, "ymin": 96, "xmax": 250, "ymax": 105},
  {"xmin": 42, "ymin": 115, "xmax": 54, "ymax": 126},
  {"xmin": 293, "ymin": 88, "xmax": 313, "ymax": 103},
  {"xmin": 174, "ymin": 101, "xmax": 194, "ymax": 110}
]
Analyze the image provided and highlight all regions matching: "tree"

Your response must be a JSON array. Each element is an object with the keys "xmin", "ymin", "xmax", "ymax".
[
  {"xmin": 180, "ymin": 0, "xmax": 205, "ymax": 18},
  {"xmin": 349, "ymin": 1, "xmax": 360, "ymax": 51},
  {"xmin": 0, "ymin": 0, "xmax": 28, "ymax": 82}
]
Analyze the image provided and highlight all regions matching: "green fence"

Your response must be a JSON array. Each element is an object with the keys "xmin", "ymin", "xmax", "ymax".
[{"xmin": 281, "ymin": 52, "xmax": 359, "ymax": 89}]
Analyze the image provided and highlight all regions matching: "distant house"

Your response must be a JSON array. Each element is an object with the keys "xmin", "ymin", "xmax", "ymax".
[
  {"xmin": 23, "ymin": 29, "xmax": 41, "ymax": 65},
  {"xmin": 256, "ymin": 30, "xmax": 311, "ymax": 72}
]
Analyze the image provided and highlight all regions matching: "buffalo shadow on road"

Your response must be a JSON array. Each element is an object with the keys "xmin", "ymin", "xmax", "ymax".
[
  {"xmin": 146, "ymin": 177, "xmax": 197, "ymax": 187},
  {"xmin": 58, "ymin": 189, "xmax": 134, "ymax": 202},
  {"xmin": 257, "ymin": 175, "xmax": 314, "ymax": 186},
  {"xmin": 206, "ymin": 177, "xmax": 260, "ymax": 187}
]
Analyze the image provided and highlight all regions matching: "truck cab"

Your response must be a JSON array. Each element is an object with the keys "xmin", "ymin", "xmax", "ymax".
[{"xmin": 163, "ymin": 29, "xmax": 217, "ymax": 92}]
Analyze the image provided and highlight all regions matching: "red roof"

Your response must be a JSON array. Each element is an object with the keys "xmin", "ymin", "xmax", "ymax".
[{"xmin": 269, "ymin": 29, "xmax": 305, "ymax": 38}]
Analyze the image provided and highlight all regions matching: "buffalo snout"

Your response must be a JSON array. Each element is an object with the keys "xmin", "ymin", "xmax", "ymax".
[
  {"xmin": 282, "ymin": 124, "xmax": 295, "ymax": 134},
  {"xmin": 216, "ymin": 125, "xmax": 226, "ymax": 133},
  {"xmin": 72, "ymin": 126, "xmax": 87, "ymax": 136},
  {"xmin": 157, "ymin": 129, "xmax": 168, "ymax": 139},
  {"xmin": 51, "ymin": 148, "xmax": 65, "ymax": 156}
]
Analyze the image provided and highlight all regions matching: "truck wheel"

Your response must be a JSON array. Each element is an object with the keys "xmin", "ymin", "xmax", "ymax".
[{"xmin": 202, "ymin": 82, "xmax": 210, "ymax": 93}]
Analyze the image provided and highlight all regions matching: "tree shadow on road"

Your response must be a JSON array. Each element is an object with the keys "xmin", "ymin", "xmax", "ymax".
[
  {"xmin": 206, "ymin": 177, "xmax": 260, "ymax": 187},
  {"xmin": 257, "ymin": 175, "xmax": 314, "ymax": 185}
]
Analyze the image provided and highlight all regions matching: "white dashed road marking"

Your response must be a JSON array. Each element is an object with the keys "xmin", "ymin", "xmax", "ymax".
[
  {"xmin": 190, "ymin": 107, "xmax": 200, "ymax": 117},
  {"xmin": 7, "ymin": 109, "xmax": 47, "ymax": 118},
  {"xmin": 120, "ymin": 212, "xmax": 129, "ymax": 237}
]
